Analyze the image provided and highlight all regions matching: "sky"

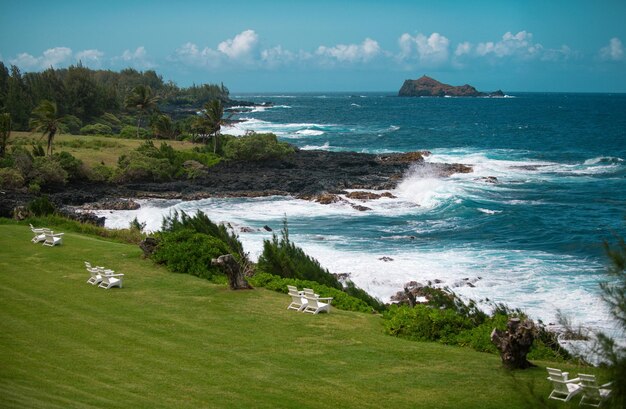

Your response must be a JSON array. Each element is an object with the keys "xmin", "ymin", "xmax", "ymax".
[{"xmin": 1, "ymin": 0, "xmax": 625, "ymax": 92}]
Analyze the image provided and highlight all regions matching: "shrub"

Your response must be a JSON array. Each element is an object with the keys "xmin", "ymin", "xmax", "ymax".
[
  {"xmin": 80, "ymin": 123, "xmax": 113, "ymax": 135},
  {"xmin": 30, "ymin": 157, "xmax": 68, "ymax": 186},
  {"xmin": 0, "ymin": 168, "xmax": 25, "ymax": 189},
  {"xmin": 52, "ymin": 151, "xmax": 84, "ymax": 180},
  {"xmin": 113, "ymin": 151, "xmax": 174, "ymax": 183},
  {"xmin": 120, "ymin": 125, "xmax": 149, "ymax": 139},
  {"xmin": 152, "ymin": 228, "xmax": 230, "ymax": 280},
  {"xmin": 223, "ymin": 133, "xmax": 294, "ymax": 161},
  {"xmin": 27, "ymin": 195, "xmax": 55, "ymax": 216},
  {"xmin": 88, "ymin": 164, "xmax": 113, "ymax": 182},
  {"xmin": 64, "ymin": 115, "xmax": 83, "ymax": 134}
]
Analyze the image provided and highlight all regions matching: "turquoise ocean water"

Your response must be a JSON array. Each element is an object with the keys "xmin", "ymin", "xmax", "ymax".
[{"xmin": 99, "ymin": 92, "xmax": 626, "ymax": 332}]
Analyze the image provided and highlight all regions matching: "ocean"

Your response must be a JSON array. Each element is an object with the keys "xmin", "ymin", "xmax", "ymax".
[{"xmin": 97, "ymin": 92, "xmax": 626, "ymax": 333}]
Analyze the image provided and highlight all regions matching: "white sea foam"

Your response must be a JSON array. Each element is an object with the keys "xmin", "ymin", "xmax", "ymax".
[
  {"xmin": 301, "ymin": 142, "xmax": 331, "ymax": 150},
  {"xmin": 478, "ymin": 208, "xmax": 502, "ymax": 215},
  {"xmin": 295, "ymin": 129, "xmax": 325, "ymax": 136}
]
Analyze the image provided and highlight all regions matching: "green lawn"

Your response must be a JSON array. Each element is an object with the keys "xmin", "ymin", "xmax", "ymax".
[{"xmin": 0, "ymin": 224, "xmax": 603, "ymax": 408}]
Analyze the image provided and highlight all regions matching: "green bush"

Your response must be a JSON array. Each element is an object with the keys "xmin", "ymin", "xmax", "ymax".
[
  {"xmin": 113, "ymin": 151, "xmax": 174, "ymax": 183},
  {"xmin": 30, "ymin": 157, "xmax": 68, "ymax": 186},
  {"xmin": 52, "ymin": 151, "xmax": 84, "ymax": 180},
  {"xmin": 152, "ymin": 228, "xmax": 230, "ymax": 280},
  {"xmin": 249, "ymin": 272, "xmax": 376, "ymax": 313},
  {"xmin": 27, "ymin": 195, "xmax": 56, "ymax": 216},
  {"xmin": 0, "ymin": 168, "xmax": 25, "ymax": 189},
  {"xmin": 64, "ymin": 115, "xmax": 83, "ymax": 134},
  {"xmin": 223, "ymin": 133, "xmax": 294, "ymax": 161},
  {"xmin": 88, "ymin": 164, "xmax": 113, "ymax": 182},
  {"xmin": 80, "ymin": 123, "xmax": 113, "ymax": 135},
  {"xmin": 119, "ymin": 125, "xmax": 149, "ymax": 139}
]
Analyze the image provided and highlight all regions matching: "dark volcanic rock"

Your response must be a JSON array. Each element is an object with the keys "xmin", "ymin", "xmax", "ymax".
[{"xmin": 399, "ymin": 75, "xmax": 504, "ymax": 97}]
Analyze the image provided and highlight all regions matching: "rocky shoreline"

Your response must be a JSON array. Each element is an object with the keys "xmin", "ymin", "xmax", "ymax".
[{"xmin": 1, "ymin": 149, "xmax": 473, "ymax": 220}]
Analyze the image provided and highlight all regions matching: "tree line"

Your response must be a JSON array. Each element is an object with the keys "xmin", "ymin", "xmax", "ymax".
[{"xmin": 0, "ymin": 61, "xmax": 230, "ymax": 131}]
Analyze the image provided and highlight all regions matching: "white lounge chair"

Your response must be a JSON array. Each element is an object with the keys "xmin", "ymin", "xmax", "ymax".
[
  {"xmin": 303, "ymin": 294, "xmax": 333, "ymax": 314},
  {"xmin": 578, "ymin": 373, "xmax": 612, "ymax": 407},
  {"xmin": 42, "ymin": 231, "xmax": 64, "ymax": 247},
  {"xmin": 546, "ymin": 367, "xmax": 582, "ymax": 402},
  {"xmin": 85, "ymin": 262, "xmax": 103, "ymax": 285},
  {"xmin": 287, "ymin": 285, "xmax": 303, "ymax": 295},
  {"xmin": 287, "ymin": 291, "xmax": 308, "ymax": 311},
  {"xmin": 31, "ymin": 226, "xmax": 49, "ymax": 243},
  {"xmin": 98, "ymin": 272, "xmax": 124, "ymax": 289}
]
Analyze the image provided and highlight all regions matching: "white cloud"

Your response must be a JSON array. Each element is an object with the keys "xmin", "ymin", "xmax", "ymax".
[
  {"xmin": 599, "ymin": 37, "xmax": 624, "ymax": 61},
  {"xmin": 397, "ymin": 32, "xmax": 450, "ymax": 65},
  {"xmin": 75, "ymin": 49, "xmax": 105, "ymax": 67},
  {"xmin": 476, "ymin": 31, "xmax": 542, "ymax": 59},
  {"xmin": 10, "ymin": 47, "xmax": 73, "ymax": 70},
  {"xmin": 217, "ymin": 29, "xmax": 259, "ymax": 60},
  {"xmin": 455, "ymin": 42, "xmax": 472, "ymax": 57},
  {"xmin": 118, "ymin": 46, "xmax": 155, "ymax": 69},
  {"xmin": 316, "ymin": 38, "xmax": 381, "ymax": 63},
  {"xmin": 260, "ymin": 45, "xmax": 301, "ymax": 68}
]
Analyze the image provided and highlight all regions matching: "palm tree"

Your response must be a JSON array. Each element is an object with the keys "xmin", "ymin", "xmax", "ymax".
[
  {"xmin": 152, "ymin": 113, "xmax": 176, "ymax": 139},
  {"xmin": 29, "ymin": 100, "xmax": 64, "ymax": 156},
  {"xmin": 125, "ymin": 85, "xmax": 159, "ymax": 138},
  {"xmin": 202, "ymin": 99, "xmax": 224, "ymax": 154}
]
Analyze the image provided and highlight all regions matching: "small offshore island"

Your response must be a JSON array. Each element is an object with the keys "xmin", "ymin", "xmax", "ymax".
[{"xmin": 399, "ymin": 75, "xmax": 505, "ymax": 97}]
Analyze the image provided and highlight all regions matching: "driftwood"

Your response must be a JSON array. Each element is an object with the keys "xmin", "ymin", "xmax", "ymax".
[
  {"xmin": 491, "ymin": 318, "xmax": 536, "ymax": 369},
  {"xmin": 139, "ymin": 237, "xmax": 159, "ymax": 258},
  {"xmin": 211, "ymin": 254, "xmax": 253, "ymax": 290}
]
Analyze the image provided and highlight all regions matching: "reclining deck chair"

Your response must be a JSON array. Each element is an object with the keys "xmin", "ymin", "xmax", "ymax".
[
  {"xmin": 30, "ymin": 225, "xmax": 49, "ymax": 243},
  {"xmin": 303, "ymin": 294, "xmax": 333, "ymax": 314},
  {"xmin": 42, "ymin": 231, "xmax": 64, "ymax": 247},
  {"xmin": 287, "ymin": 285, "xmax": 307, "ymax": 311},
  {"xmin": 578, "ymin": 373, "xmax": 612, "ymax": 407},
  {"xmin": 546, "ymin": 367, "xmax": 581, "ymax": 402},
  {"xmin": 98, "ymin": 272, "xmax": 124, "ymax": 289}
]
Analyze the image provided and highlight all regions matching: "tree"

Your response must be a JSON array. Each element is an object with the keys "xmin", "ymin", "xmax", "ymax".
[
  {"xmin": 202, "ymin": 99, "xmax": 224, "ymax": 153},
  {"xmin": 29, "ymin": 100, "xmax": 64, "ymax": 156},
  {"xmin": 0, "ymin": 113, "xmax": 10, "ymax": 157},
  {"xmin": 151, "ymin": 113, "xmax": 176, "ymax": 139},
  {"xmin": 597, "ymin": 235, "xmax": 626, "ymax": 408},
  {"xmin": 125, "ymin": 85, "xmax": 159, "ymax": 138}
]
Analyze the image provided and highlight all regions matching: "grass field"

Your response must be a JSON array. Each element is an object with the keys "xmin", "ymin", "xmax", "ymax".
[
  {"xmin": 9, "ymin": 132, "xmax": 200, "ymax": 167},
  {"xmin": 0, "ymin": 223, "xmax": 606, "ymax": 408}
]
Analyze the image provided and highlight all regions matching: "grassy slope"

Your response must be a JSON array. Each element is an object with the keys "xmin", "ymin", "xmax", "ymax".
[
  {"xmin": 9, "ymin": 132, "xmax": 200, "ymax": 167},
  {"xmin": 0, "ymin": 224, "xmax": 602, "ymax": 408}
]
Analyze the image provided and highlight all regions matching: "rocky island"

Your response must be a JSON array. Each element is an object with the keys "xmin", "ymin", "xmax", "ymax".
[{"xmin": 398, "ymin": 75, "xmax": 504, "ymax": 97}]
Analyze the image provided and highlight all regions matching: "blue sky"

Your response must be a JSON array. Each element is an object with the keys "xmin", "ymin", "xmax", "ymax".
[{"xmin": 1, "ymin": 0, "xmax": 625, "ymax": 92}]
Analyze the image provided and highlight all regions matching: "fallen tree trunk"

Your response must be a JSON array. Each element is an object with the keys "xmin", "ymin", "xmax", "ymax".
[
  {"xmin": 211, "ymin": 254, "xmax": 253, "ymax": 290},
  {"xmin": 491, "ymin": 318, "xmax": 536, "ymax": 369}
]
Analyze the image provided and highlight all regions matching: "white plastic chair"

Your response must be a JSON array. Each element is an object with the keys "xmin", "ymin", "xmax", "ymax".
[
  {"xmin": 303, "ymin": 294, "xmax": 333, "ymax": 314},
  {"xmin": 98, "ymin": 272, "xmax": 124, "ymax": 289},
  {"xmin": 42, "ymin": 231, "xmax": 64, "ymax": 247},
  {"xmin": 85, "ymin": 262, "xmax": 103, "ymax": 285},
  {"xmin": 287, "ymin": 285, "xmax": 307, "ymax": 311},
  {"xmin": 31, "ymin": 226, "xmax": 49, "ymax": 243},
  {"xmin": 546, "ymin": 367, "xmax": 581, "ymax": 402},
  {"xmin": 578, "ymin": 373, "xmax": 612, "ymax": 407}
]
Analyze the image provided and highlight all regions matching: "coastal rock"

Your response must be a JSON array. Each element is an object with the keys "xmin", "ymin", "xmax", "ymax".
[
  {"xmin": 82, "ymin": 199, "xmax": 141, "ymax": 211},
  {"xmin": 377, "ymin": 151, "xmax": 430, "ymax": 164},
  {"xmin": 378, "ymin": 256, "xmax": 394, "ymax": 262},
  {"xmin": 263, "ymin": 225, "xmax": 273, "ymax": 232},
  {"xmin": 399, "ymin": 75, "xmax": 504, "ymax": 97},
  {"xmin": 477, "ymin": 176, "xmax": 499, "ymax": 184},
  {"xmin": 351, "ymin": 204, "xmax": 372, "ymax": 212},
  {"xmin": 345, "ymin": 191, "xmax": 397, "ymax": 200}
]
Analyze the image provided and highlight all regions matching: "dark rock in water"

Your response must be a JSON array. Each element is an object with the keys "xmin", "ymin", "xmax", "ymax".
[
  {"xmin": 240, "ymin": 226, "xmax": 255, "ymax": 233},
  {"xmin": 346, "ymin": 191, "xmax": 397, "ymax": 200},
  {"xmin": 399, "ymin": 75, "xmax": 504, "ymax": 97},
  {"xmin": 351, "ymin": 204, "xmax": 371, "ymax": 212},
  {"xmin": 82, "ymin": 199, "xmax": 141, "ymax": 211},
  {"xmin": 263, "ymin": 225, "xmax": 273, "ymax": 232},
  {"xmin": 478, "ymin": 176, "xmax": 499, "ymax": 184},
  {"xmin": 57, "ymin": 207, "xmax": 105, "ymax": 226},
  {"xmin": 379, "ymin": 256, "xmax": 394, "ymax": 262}
]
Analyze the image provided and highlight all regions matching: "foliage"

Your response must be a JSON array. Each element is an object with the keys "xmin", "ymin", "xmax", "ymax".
[
  {"xmin": 382, "ymin": 293, "xmax": 571, "ymax": 361},
  {"xmin": 88, "ymin": 163, "xmax": 114, "ymax": 182},
  {"xmin": 197, "ymin": 99, "xmax": 224, "ymax": 153},
  {"xmin": 113, "ymin": 150, "xmax": 173, "ymax": 183},
  {"xmin": 30, "ymin": 156, "xmax": 68, "ymax": 186},
  {"xmin": 125, "ymin": 85, "xmax": 160, "ymax": 138},
  {"xmin": 258, "ymin": 219, "xmax": 341, "ymax": 289},
  {"xmin": 119, "ymin": 124, "xmax": 149, "ymax": 139},
  {"xmin": 52, "ymin": 151, "xmax": 84, "ymax": 181},
  {"xmin": 223, "ymin": 133, "xmax": 295, "ymax": 161},
  {"xmin": 0, "ymin": 112, "xmax": 10, "ymax": 157},
  {"xmin": 0, "ymin": 167, "xmax": 24, "ymax": 189},
  {"xmin": 79, "ymin": 123, "xmax": 113, "ymax": 135},
  {"xmin": 27, "ymin": 195, "xmax": 56, "ymax": 216},
  {"xmin": 160, "ymin": 210, "xmax": 244, "ymax": 258},
  {"xmin": 29, "ymin": 99, "xmax": 65, "ymax": 155},
  {"xmin": 151, "ymin": 113, "xmax": 177, "ymax": 139},
  {"xmin": 55, "ymin": 138, "xmax": 122, "ymax": 150},
  {"xmin": 152, "ymin": 228, "xmax": 230, "ymax": 281},
  {"xmin": 249, "ymin": 272, "xmax": 377, "ymax": 313}
]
